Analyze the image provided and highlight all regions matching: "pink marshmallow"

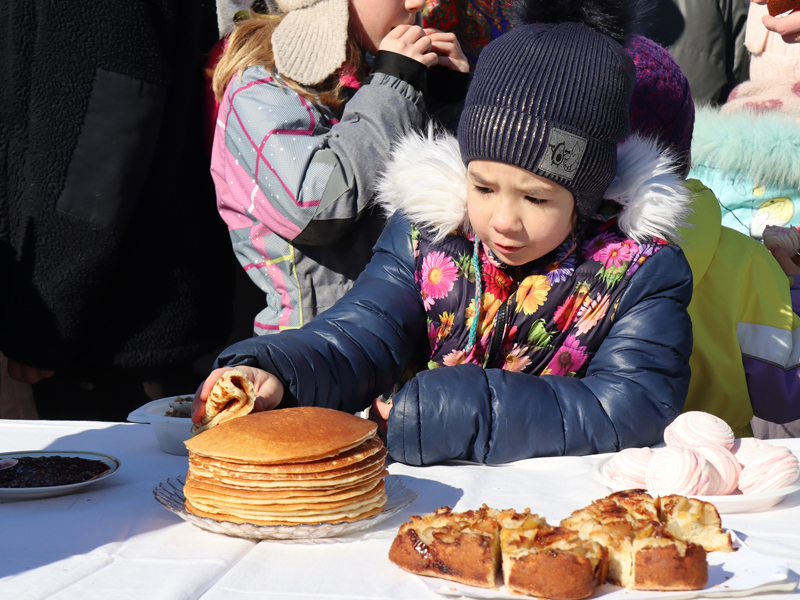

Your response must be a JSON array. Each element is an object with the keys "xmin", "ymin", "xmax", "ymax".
[
  {"xmin": 763, "ymin": 225, "xmax": 800, "ymax": 255},
  {"xmin": 663, "ymin": 411, "xmax": 735, "ymax": 451},
  {"xmin": 738, "ymin": 446, "xmax": 800, "ymax": 495},
  {"xmin": 732, "ymin": 437, "xmax": 773, "ymax": 467},
  {"xmin": 694, "ymin": 443, "xmax": 742, "ymax": 495},
  {"xmin": 646, "ymin": 446, "xmax": 716, "ymax": 496},
  {"xmin": 603, "ymin": 447, "xmax": 654, "ymax": 488}
]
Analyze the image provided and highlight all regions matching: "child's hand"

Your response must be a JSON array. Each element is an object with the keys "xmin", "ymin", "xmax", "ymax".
[
  {"xmin": 191, "ymin": 366, "xmax": 284, "ymax": 423},
  {"xmin": 6, "ymin": 358, "xmax": 55, "ymax": 384},
  {"xmin": 379, "ymin": 24, "xmax": 438, "ymax": 68},
  {"xmin": 768, "ymin": 245, "xmax": 800, "ymax": 276},
  {"xmin": 369, "ymin": 397, "xmax": 392, "ymax": 435},
  {"xmin": 763, "ymin": 10, "xmax": 800, "ymax": 43},
  {"xmin": 750, "ymin": 0, "xmax": 800, "ymax": 43},
  {"xmin": 424, "ymin": 28, "xmax": 470, "ymax": 73}
]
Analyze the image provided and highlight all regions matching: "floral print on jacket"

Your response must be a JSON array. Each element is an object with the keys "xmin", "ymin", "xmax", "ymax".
[{"xmin": 415, "ymin": 218, "xmax": 669, "ymax": 377}]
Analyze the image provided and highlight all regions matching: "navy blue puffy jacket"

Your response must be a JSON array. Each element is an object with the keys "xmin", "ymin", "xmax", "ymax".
[{"xmin": 215, "ymin": 208, "xmax": 693, "ymax": 465}]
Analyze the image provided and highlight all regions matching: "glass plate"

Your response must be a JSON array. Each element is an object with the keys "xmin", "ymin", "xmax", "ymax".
[
  {"xmin": 0, "ymin": 451, "xmax": 121, "ymax": 502},
  {"xmin": 592, "ymin": 457, "xmax": 800, "ymax": 513},
  {"xmin": 154, "ymin": 474, "xmax": 417, "ymax": 541}
]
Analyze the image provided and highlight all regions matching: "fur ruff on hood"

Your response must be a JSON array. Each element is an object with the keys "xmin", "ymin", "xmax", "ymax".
[
  {"xmin": 692, "ymin": 105, "xmax": 800, "ymax": 192},
  {"xmin": 375, "ymin": 129, "xmax": 691, "ymax": 244}
]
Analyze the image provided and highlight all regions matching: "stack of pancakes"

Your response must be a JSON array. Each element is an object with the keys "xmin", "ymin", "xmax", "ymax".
[{"xmin": 183, "ymin": 406, "xmax": 388, "ymax": 525}]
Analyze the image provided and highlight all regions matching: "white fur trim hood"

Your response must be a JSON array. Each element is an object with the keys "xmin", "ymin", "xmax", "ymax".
[{"xmin": 375, "ymin": 129, "xmax": 692, "ymax": 244}]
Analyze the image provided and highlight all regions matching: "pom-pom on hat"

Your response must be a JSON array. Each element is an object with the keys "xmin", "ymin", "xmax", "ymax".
[
  {"xmin": 272, "ymin": 0, "xmax": 350, "ymax": 86},
  {"xmin": 458, "ymin": 0, "xmax": 641, "ymax": 218},
  {"xmin": 626, "ymin": 35, "xmax": 695, "ymax": 175}
]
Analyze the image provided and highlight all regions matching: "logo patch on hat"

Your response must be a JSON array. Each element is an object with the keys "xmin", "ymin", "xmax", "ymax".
[{"xmin": 537, "ymin": 128, "xmax": 587, "ymax": 181}]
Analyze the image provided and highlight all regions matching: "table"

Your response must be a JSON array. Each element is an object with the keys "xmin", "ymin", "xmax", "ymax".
[{"xmin": 1, "ymin": 419, "xmax": 798, "ymax": 600}]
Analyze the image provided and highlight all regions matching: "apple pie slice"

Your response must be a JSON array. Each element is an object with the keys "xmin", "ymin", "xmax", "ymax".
[
  {"xmin": 388, "ymin": 505, "xmax": 508, "ymax": 588},
  {"xmin": 500, "ymin": 511, "xmax": 608, "ymax": 600}
]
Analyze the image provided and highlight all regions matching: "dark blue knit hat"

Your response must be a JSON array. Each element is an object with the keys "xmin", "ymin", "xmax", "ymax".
[{"xmin": 458, "ymin": 1, "xmax": 639, "ymax": 218}]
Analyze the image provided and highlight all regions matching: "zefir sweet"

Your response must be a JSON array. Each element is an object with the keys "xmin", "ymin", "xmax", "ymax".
[{"xmin": 603, "ymin": 411, "xmax": 800, "ymax": 496}]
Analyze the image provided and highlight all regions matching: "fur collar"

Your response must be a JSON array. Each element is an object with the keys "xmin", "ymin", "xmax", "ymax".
[
  {"xmin": 692, "ymin": 105, "xmax": 800, "ymax": 191},
  {"xmin": 375, "ymin": 129, "xmax": 691, "ymax": 243}
]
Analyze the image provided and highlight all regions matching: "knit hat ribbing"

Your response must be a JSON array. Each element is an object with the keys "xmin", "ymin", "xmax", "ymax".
[
  {"xmin": 626, "ymin": 35, "xmax": 694, "ymax": 174},
  {"xmin": 272, "ymin": 0, "xmax": 350, "ymax": 86},
  {"xmin": 458, "ymin": 22, "xmax": 635, "ymax": 218}
]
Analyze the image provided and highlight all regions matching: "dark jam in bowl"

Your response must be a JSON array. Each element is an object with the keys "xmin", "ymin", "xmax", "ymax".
[{"xmin": 0, "ymin": 456, "xmax": 111, "ymax": 488}]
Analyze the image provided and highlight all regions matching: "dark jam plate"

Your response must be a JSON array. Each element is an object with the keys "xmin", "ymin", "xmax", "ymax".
[{"xmin": 0, "ymin": 451, "xmax": 120, "ymax": 502}]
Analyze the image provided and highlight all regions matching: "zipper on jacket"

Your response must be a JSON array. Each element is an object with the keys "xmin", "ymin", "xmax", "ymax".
[{"xmin": 484, "ymin": 301, "xmax": 509, "ymax": 367}]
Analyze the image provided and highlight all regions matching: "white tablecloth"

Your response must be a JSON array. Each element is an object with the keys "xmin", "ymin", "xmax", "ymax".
[{"xmin": 0, "ymin": 420, "xmax": 798, "ymax": 600}]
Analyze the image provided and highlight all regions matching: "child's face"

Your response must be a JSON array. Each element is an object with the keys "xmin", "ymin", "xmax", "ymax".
[
  {"xmin": 349, "ymin": 0, "xmax": 424, "ymax": 55},
  {"xmin": 467, "ymin": 160, "xmax": 575, "ymax": 267}
]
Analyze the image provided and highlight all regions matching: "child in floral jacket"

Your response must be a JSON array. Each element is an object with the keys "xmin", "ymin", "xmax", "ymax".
[{"xmin": 193, "ymin": 0, "xmax": 694, "ymax": 465}]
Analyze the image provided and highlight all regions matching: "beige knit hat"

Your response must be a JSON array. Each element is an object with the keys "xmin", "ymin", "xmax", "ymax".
[{"xmin": 272, "ymin": 0, "xmax": 350, "ymax": 86}]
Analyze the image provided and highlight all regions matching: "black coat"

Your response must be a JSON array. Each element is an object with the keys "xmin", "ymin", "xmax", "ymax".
[{"xmin": 0, "ymin": 0, "xmax": 235, "ymax": 371}]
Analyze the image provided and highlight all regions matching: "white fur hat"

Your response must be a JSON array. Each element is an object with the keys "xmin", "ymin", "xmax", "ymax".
[{"xmin": 272, "ymin": 0, "xmax": 350, "ymax": 86}]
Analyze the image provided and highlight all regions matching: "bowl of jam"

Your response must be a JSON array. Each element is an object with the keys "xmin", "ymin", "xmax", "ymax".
[
  {"xmin": 127, "ymin": 396, "xmax": 194, "ymax": 456},
  {"xmin": 0, "ymin": 451, "xmax": 120, "ymax": 501}
]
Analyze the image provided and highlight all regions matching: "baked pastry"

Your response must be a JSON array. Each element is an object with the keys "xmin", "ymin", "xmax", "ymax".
[
  {"xmin": 767, "ymin": 0, "xmax": 800, "ymax": 16},
  {"xmin": 656, "ymin": 495, "xmax": 733, "ymax": 553},
  {"xmin": 389, "ymin": 506, "xmax": 608, "ymax": 598},
  {"xmin": 561, "ymin": 490, "xmax": 708, "ymax": 591},
  {"xmin": 500, "ymin": 512, "xmax": 608, "ymax": 600},
  {"xmin": 191, "ymin": 369, "xmax": 256, "ymax": 435},
  {"xmin": 183, "ymin": 407, "xmax": 388, "ymax": 525},
  {"xmin": 388, "ymin": 505, "xmax": 508, "ymax": 588},
  {"xmin": 390, "ymin": 491, "xmax": 729, "ymax": 594},
  {"xmin": 186, "ymin": 405, "xmax": 378, "ymax": 463}
]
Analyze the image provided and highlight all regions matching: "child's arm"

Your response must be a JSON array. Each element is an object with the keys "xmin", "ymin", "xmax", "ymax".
[
  {"xmin": 386, "ymin": 245, "xmax": 693, "ymax": 465},
  {"xmin": 212, "ymin": 60, "xmax": 427, "ymax": 252},
  {"xmin": 741, "ymin": 244, "xmax": 800, "ymax": 424},
  {"xmin": 209, "ymin": 212, "xmax": 427, "ymax": 416}
]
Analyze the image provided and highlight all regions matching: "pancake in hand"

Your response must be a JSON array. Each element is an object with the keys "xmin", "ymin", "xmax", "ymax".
[{"xmin": 191, "ymin": 369, "xmax": 256, "ymax": 435}]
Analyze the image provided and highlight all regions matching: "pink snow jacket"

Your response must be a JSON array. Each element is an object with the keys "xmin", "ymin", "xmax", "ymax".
[{"xmin": 211, "ymin": 63, "xmax": 427, "ymax": 334}]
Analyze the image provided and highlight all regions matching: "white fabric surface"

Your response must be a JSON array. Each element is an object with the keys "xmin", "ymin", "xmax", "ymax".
[
  {"xmin": 0, "ymin": 420, "xmax": 254, "ymax": 600},
  {"xmin": 0, "ymin": 420, "xmax": 798, "ymax": 600}
]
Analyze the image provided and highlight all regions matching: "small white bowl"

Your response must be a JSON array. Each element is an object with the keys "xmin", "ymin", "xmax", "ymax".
[{"xmin": 127, "ymin": 396, "xmax": 194, "ymax": 456}]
